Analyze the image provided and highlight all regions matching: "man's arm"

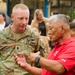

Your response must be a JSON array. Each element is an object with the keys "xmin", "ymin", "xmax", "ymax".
[
  {"xmin": 14, "ymin": 53, "xmax": 42, "ymax": 75},
  {"xmin": 24, "ymin": 64, "xmax": 42, "ymax": 75},
  {"xmin": 28, "ymin": 52, "xmax": 66, "ymax": 74},
  {"xmin": 39, "ymin": 57, "xmax": 66, "ymax": 74}
]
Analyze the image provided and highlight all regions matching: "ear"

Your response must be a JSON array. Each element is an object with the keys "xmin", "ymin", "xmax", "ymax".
[
  {"xmin": 61, "ymin": 25, "xmax": 65, "ymax": 33},
  {"xmin": 11, "ymin": 14, "xmax": 14, "ymax": 21}
]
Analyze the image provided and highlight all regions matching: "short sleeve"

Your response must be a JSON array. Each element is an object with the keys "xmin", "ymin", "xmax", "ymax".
[{"xmin": 57, "ymin": 47, "xmax": 75, "ymax": 71}]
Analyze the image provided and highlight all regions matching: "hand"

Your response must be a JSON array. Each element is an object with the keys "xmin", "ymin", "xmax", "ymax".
[
  {"xmin": 14, "ymin": 53, "xmax": 29, "ymax": 69},
  {"xmin": 28, "ymin": 51, "xmax": 40, "ymax": 63}
]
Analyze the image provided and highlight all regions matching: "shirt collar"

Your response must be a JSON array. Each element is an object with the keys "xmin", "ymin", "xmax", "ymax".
[{"xmin": 55, "ymin": 37, "xmax": 75, "ymax": 46}]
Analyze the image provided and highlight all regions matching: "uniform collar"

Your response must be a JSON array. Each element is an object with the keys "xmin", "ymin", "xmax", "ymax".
[{"xmin": 4, "ymin": 24, "xmax": 31, "ymax": 41}]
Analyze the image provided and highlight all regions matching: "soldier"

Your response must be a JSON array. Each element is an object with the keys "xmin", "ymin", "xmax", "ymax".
[{"xmin": 0, "ymin": 4, "xmax": 46, "ymax": 75}]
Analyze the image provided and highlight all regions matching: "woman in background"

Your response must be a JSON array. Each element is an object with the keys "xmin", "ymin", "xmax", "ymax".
[{"xmin": 31, "ymin": 9, "xmax": 49, "ymax": 36}]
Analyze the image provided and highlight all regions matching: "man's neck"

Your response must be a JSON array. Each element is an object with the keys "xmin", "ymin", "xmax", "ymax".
[
  {"xmin": 11, "ymin": 24, "xmax": 19, "ymax": 33},
  {"xmin": 58, "ymin": 33, "xmax": 71, "ymax": 44},
  {"xmin": 0, "ymin": 21, "xmax": 5, "ymax": 24}
]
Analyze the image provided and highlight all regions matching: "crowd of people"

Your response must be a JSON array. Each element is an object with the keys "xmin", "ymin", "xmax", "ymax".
[{"xmin": 0, "ymin": 3, "xmax": 75, "ymax": 75}]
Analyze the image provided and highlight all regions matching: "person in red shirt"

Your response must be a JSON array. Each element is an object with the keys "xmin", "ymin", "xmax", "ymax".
[{"xmin": 14, "ymin": 14, "xmax": 75, "ymax": 75}]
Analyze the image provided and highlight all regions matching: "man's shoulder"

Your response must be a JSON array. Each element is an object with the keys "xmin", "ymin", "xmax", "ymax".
[
  {"xmin": 26, "ymin": 25, "xmax": 39, "ymax": 38},
  {"xmin": 58, "ymin": 37, "xmax": 75, "ymax": 51},
  {"xmin": 68, "ymin": 37, "xmax": 75, "ymax": 46}
]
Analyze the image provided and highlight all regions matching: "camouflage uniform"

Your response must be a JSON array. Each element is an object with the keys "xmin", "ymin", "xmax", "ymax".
[
  {"xmin": 39, "ymin": 36, "xmax": 50, "ymax": 58},
  {"xmin": 0, "ymin": 24, "xmax": 46, "ymax": 75}
]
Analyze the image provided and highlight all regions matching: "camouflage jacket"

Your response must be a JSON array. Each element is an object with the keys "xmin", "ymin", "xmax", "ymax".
[{"xmin": 0, "ymin": 24, "xmax": 47, "ymax": 75}]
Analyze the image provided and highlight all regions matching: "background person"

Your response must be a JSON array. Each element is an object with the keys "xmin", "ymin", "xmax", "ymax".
[
  {"xmin": 51, "ymin": 10, "xmax": 59, "ymax": 16},
  {"xmin": 70, "ymin": 19, "xmax": 75, "ymax": 36},
  {"xmin": 31, "ymin": 9, "xmax": 49, "ymax": 36},
  {"xmin": 0, "ymin": 10, "xmax": 12, "ymax": 30},
  {"xmin": 14, "ymin": 14, "xmax": 75, "ymax": 75}
]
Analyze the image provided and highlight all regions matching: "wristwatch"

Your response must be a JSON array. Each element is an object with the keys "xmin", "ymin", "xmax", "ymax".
[{"xmin": 35, "ymin": 56, "xmax": 41, "ymax": 65}]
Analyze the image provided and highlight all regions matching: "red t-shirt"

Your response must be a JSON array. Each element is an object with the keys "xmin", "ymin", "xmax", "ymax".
[{"xmin": 41, "ymin": 37, "xmax": 75, "ymax": 75}]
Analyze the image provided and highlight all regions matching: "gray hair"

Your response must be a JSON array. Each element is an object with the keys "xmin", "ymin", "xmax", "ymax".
[{"xmin": 49, "ymin": 14, "xmax": 70, "ymax": 28}]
